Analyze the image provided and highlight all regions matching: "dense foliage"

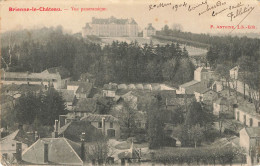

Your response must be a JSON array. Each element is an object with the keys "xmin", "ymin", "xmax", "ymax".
[
  {"xmin": 153, "ymin": 146, "xmax": 245, "ymax": 165},
  {"xmin": 1, "ymin": 27, "xmax": 195, "ymax": 86},
  {"xmin": 13, "ymin": 88, "xmax": 67, "ymax": 127}
]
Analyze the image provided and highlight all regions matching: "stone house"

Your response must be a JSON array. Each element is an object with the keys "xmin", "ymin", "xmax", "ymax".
[
  {"xmin": 75, "ymin": 82, "xmax": 93, "ymax": 99},
  {"xmin": 234, "ymin": 106, "xmax": 260, "ymax": 127},
  {"xmin": 239, "ymin": 127, "xmax": 260, "ymax": 166},
  {"xmin": 194, "ymin": 88, "xmax": 218, "ymax": 103},
  {"xmin": 211, "ymin": 81, "xmax": 224, "ymax": 92},
  {"xmin": 0, "ymin": 128, "xmax": 35, "ymax": 161},
  {"xmin": 213, "ymin": 97, "xmax": 229, "ymax": 116},
  {"xmin": 81, "ymin": 114, "xmax": 120, "ymax": 139}
]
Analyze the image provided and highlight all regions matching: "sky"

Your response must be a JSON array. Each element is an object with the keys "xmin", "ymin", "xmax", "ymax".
[{"xmin": 1, "ymin": 0, "xmax": 260, "ymax": 35}]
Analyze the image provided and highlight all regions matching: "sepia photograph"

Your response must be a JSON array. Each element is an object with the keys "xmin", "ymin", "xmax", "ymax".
[{"xmin": 0, "ymin": 0, "xmax": 259, "ymax": 165}]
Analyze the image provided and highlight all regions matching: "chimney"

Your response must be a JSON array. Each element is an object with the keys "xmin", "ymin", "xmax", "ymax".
[
  {"xmin": 54, "ymin": 120, "xmax": 58, "ymax": 138},
  {"xmin": 59, "ymin": 115, "xmax": 66, "ymax": 128},
  {"xmin": 80, "ymin": 132, "xmax": 86, "ymax": 161},
  {"xmin": 102, "ymin": 117, "xmax": 106, "ymax": 135},
  {"xmin": 44, "ymin": 143, "xmax": 48, "ymax": 163},
  {"xmin": 35, "ymin": 131, "xmax": 38, "ymax": 141},
  {"xmin": 16, "ymin": 142, "xmax": 22, "ymax": 163}
]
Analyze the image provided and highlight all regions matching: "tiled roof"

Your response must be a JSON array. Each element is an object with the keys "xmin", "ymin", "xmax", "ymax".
[
  {"xmin": 236, "ymin": 103, "xmax": 260, "ymax": 120},
  {"xmin": 45, "ymin": 66, "xmax": 70, "ymax": 79},
  {"xmin": 1, "ymin": 84, "xmax": 44, "ymax": 93},
  {"xmin": 22, "ymin": 138, "xmax": 83, "ymax": 165},
  {"xmin": 75, "ymin": 82, "xmax": 93, "ymax": 95},
  {"xmin": 214, "ymin": 97, "xmax": 228, "ymax": 105},
  {"xmin": 57, "ymin": 121, "xmax": 103, "ymax": 142},
  {"xmin": 0, "ymin": 129, "xmax": 34, "ymax": 146},
  {"xmin": 81, "ymin": 114, "xmax": 118, "ymax": 122},
  {"xmin": 74, "ymin": 98, "xmax": 96, "ymax": 112},
  {"xmin": 1, "ymin": 70, "xmax": 60, "ymax": 81},
  {"xmin": 166, "ymin": 96, "xmax": 195, "ymax": 106},
  {"xmin": 58, "ymin": 89, "xmax": 75, "ymax": 102},
  {"xmin": 92, "ymin": 16, "xmax": 137, "ymax": 25},
  {"xmin": 179, "ymin": 80, "xmax": 200, "ymax": 88},
  {"xmin": 194, "ymin": 87, "xmax": 211, "ymax": 94},
  {"xmin": 182, "ymin": 82, "xmax": 208, "ymax": 94},
  {"xmin": 211, "ymin": 136, "xmax": 240, "ymax": 148},
  {"xmin": 245, "ymin": 127, "xmax": 260, "ymax": 138}
]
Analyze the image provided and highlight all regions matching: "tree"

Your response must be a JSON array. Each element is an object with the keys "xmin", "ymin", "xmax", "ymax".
[
  {"xmin": 14, "ymin": 92, "xmax": 40, "ymax": 125},
  {"xmin": 215, "ymin": 63, "xmax": 232, "ymax": 96},
  {"xmin": 39, "ymin": 88, "xmax": 67, "ymax": 126},
  {"xmin": 185, "ymin": 101, "xmax": 204, "ymax": 127},
  {"xmin": 119, "ymin": 100, "xmax": 137, "ymax": 137},
  {"xmin": 162, "ymin": 59, "xmax": 177, "ymax": 81},
  {"xmin": 85, "ymin": 137, "xmax": 115, "ymax": 164},
  {"xmin": 147, "ymin": 94, "xmax": 166, "ymax": 149},
  {"xmin": 188, "ymin": 125, "xmax": 204, "ymax": 148}
]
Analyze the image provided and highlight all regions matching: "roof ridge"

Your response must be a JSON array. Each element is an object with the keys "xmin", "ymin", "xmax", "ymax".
[
  {"xmin": 63, "ymin": 138, "xmax": 83, "ymax": 164},
  {"xmin": 22, "ymin": 139, "xmax": 40, "ymax": 156}
]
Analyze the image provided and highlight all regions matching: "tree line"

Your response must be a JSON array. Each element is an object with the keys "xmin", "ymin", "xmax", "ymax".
[{"xmin": 1, "ymin": 26, "xmax": 195, "ymax": 86}]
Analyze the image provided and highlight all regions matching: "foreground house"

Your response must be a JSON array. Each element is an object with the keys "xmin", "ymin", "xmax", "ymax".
[
  {"xmin": 56, "ymin": 121, "xmax": 103, "ymax": 142},
  {"xmin": 0, "ymin": 128, "xmax": 35, "ymax": 160},
  {"xmin": 81, "ymin": 114, "xmax": 120, "ymax": 139},
  {"xmin": 239, "ymin": 127, "xmax": 260, "ymax": 166},
  {"xmin": 22, "ymin": 137, "xmax": 84, "ymax": 165}
]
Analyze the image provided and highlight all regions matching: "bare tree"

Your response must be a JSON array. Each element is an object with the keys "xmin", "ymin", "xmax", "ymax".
[
  {"xmin": 2, "ymin": 34, "xmax": 15, "ymax": 71},
  {"xmin": 85, "ymin": 137, "xmax": 115, "ymax": 164}
]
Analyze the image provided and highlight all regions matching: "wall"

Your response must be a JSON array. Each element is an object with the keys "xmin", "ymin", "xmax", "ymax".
[
  {"xmin": 194, "ymin": 70, "xmax": 201, "ymax": 81},
  {"xmin": 240, "ymin": 128, "xmax": 250, "ymax": 153},
  {"xmin": 234, "ymin": 108, "xmax": 260, "ymax": 127},
  {"xmin": 90, "ymin": 121, "xmax": 120, "ymax": 139},
  {"xmin": 67, "ymin": 85, "xmax": 79, "ymax": 94}
]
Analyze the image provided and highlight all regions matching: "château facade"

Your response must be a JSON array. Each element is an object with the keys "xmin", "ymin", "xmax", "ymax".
[{"xmin": 82, "ymin": 16, "xmax": 138, "ymax": 37}]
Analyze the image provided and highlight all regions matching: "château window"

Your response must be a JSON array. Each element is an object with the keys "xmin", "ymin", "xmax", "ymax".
[{"xmin": 110, "ymin": 122, "xmax": 113, "ymax": 128}]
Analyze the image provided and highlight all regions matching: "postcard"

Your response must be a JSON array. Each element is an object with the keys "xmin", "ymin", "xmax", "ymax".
[{"xmin": 0, "ymin": 0, "xmax": 259, "ymax": 165}]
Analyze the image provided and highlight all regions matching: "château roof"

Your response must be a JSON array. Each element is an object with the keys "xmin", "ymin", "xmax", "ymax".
[{"xmin": 91, "ymin": 16, "xmax": 137, "ymax": 25}]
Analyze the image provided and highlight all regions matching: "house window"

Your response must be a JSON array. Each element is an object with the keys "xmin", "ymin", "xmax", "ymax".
[
  {"xmin": 249, "ymin": 118, "xmax": 253, "ymax": 127},
  {"xmin": 237, "ymin": 112, "xmax": 240, "ymax": 121},
  {"xmin": 98, "ymin": 122, "xmax": 102, "ymax": 128},
  {"xmin": 243, "ymin": 115, "xmax": 246, "ymax": 125},
  {"xmin": 110, "ymin": 122, "xmax": 113, "ymax": 128}
]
